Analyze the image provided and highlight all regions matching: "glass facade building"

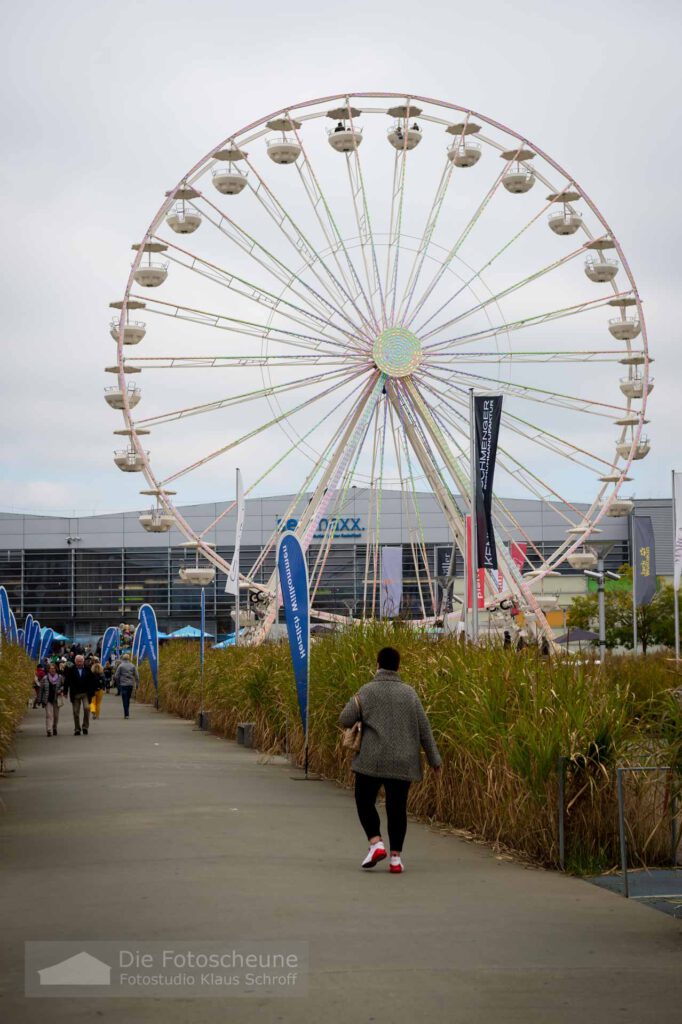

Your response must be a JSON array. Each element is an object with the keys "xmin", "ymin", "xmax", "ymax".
[{"xmin": 0, "ymin": 492, "xmax": 670, "ymax": 639}]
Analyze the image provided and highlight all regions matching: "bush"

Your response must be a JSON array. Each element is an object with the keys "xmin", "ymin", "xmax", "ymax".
[{"xmin": 138, "ymin": 626, "xmax": 682, "ymax": 871}]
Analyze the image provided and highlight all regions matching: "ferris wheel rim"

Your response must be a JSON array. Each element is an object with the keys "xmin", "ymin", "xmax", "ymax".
[{"xmin": 110, "ymin": 89, "xmax": 651, "ymax": 608}]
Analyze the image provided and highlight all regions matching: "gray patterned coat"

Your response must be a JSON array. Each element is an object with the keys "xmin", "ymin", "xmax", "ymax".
[{"xmin": 339, "ymin": 669, "xmax": 442, "ymax": 782}]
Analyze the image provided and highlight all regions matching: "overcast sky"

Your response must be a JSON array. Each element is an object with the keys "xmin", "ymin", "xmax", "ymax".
[{"xmin": 2, "ymin": 0, "xmax": 680, "ymax": 515}]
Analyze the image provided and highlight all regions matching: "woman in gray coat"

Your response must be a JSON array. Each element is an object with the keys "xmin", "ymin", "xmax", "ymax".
[{"xmin": 338, "ymin": 646, "xmax": 441, "ymax": 873}]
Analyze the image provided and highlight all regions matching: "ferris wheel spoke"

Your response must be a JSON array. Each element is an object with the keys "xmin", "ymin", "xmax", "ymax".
[
  {"xmin": 201, "ymin": 376, "xmax": 367, "ymax": 542},
  {"xmin": 135, "ymin": 366, "xmax": 359, "ymax": 428},
  {"xmin": 289, "ymin": 119, "xmax": 380, "ymax": 335},
  {"xmin": 405, "ymin": 160, "xmax": 511, "ymax": 332},
  {"xmin": 417, "ymin": 395, "xmax": 547, "ymax": 571},
  {"xmin": 361, "ymin": 401, "xmax": 382, "ymax": 618},
  {"xmin": 411, "ymin": 197, "xmax": 556, "ymax": 338},
  {"xmin": 125, "ymin": 354, "xmax": 360, "ymax": 370},
  {"xmin": 240, "ymin": 153, "xmax": 375, "ymax": 344},
  {"xmin": 294, "ymin": 372, "xmax": 386, "ymax": 553},
  {"xmin": 425, "ymin": 349, "xmax": 630, "ymax": 365},
  {"xmin": 384, "ymin": 138, "xmax": 412, "ymax": 325},
  {"xmin": 420, "ymin": 368, "xmax": 612, "ymax": 472},
  {"xmin": 159, "ymin": 368, "xmax": 366, "ymax": 486},
  {"xmin": 395, "ymin": 157, "xmax": 455, "ymax": 326},
  {"xmin": 190, "ymin": 191, "xmax": 362, "ymax": 339},
  {"xmin": 157, "ymin": 234, "xmax": 365, "ymax": 347},
  {"xmin": 131, "ymin": 294, "xmax": 353, "ymax": 356},
  {"xmin": 309, "ymin": 412, "xmax": 372, "ymax": 605},
  {"xmin": 419, "ymin": 375, "xmax": 587, "ymax": 519},
  {"xmin": 420, "ymin": 364, "xmax": 629, "ymax": 418},
  {"xmin": 387, "ymin": 399, "xmax": 435, "ymax": 618},
  {"xmin": 403, "ymin": 379, "xmax": 559, "ymax": 618},
  {"xmin": 419, "ymin": 239, "xmax": 597, "ymax": 343},
  {"xmin": 343, "ymin": 105, "xmax": 387, "ymax": 322},
  {"xmin": 422, "ymin": 292, "xmax": 631, "ymax": 354}
]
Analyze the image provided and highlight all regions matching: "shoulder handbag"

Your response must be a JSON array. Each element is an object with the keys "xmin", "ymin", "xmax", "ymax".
[{"xmin": 342, "ymin": 695, "xmax": 363, "ymax": 753}]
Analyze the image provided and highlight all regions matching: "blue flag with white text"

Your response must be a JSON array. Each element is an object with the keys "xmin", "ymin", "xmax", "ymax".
[
  {"xmin": 24, "ymin": 614, "xmax": 34, "ymax": 652},
  {"xmin": 138, "ymin": 604, "xmax": 159, "ymax": 690},
  {"xmin": 277, "ymin": 532, "xmax": 310, "ymax": 737},
  {"xmin": 29, "ymin": 620, "xmax": 42, "ymax": 661},
  {"xmin": 0, "ymin": 586, "xmax": 10, "ymax": 637},
  {"xmin": 39, "ymin": 628, "xmax": 55, "ymax": 663},
  {"xmin": 101, "ymin": 626, "xmax": 119, "ymax": 667}
]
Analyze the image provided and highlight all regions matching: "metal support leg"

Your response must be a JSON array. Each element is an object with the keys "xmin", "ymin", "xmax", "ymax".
[{"xmin": 617, "ymin": 768, "xmax": 629, "ymax": 898}]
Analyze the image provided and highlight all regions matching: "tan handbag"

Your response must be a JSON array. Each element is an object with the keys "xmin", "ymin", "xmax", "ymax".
[{"xmin": 342, "ymin": 696, "xmax": 362, "ymax": 752}]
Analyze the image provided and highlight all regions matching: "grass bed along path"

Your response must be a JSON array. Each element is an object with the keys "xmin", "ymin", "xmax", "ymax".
[
  {"xmin": 137, "ymin": 623, "xmax": 682, "ymax": 873},
  {"xmin": 0, "ymin": 644, "xmax": 34, "ymax": 766}
]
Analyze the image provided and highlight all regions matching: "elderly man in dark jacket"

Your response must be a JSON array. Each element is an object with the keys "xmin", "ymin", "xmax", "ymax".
[{"xmin": 63, "ymin": 655, "xmax": 96, "ymax": 735}]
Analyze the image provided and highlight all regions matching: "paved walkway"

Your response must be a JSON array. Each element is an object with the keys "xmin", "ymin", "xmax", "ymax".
[{"xmin": 1, "ymin": 695, "xmax": 681, "ymax": 1023}]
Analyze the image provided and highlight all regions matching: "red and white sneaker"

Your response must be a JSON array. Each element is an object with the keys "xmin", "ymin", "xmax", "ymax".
[
  {"xmin": 361, "ymin": 841, "xmax": 387, "ymax": 869},
  {"xmin": 389, "ymin": 855, "xmax": 404, "ymax": 873}
]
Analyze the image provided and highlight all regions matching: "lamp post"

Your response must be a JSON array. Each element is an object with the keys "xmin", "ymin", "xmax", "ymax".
[{"xmin": 583, "ymin": 540, "xmax": 618, "ymax": 663}]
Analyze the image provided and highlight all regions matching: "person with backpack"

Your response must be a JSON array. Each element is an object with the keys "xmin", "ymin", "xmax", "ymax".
[{"xmin": 338, "ymin": 646, "xmax": 442, "ymax": 874}]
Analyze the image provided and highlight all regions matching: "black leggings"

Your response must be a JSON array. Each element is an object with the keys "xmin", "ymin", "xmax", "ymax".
[{"xmin": 354, "ymin": 773, "xmax": 411, "ymax": 853}]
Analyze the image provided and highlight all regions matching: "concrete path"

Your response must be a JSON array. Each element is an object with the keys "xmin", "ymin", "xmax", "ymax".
[{"xmin": 1, "ymin": 695, "xmax": 680, "ymax": 1023}]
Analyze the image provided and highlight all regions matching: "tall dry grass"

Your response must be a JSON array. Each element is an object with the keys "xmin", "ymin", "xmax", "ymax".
[
  {"xmin": 137, "ymin": 624, "xmax": 682, "ymax": 872},
  {"xmin": 0, "ymin": 643, "xmax": 34, "ymax": 763}
]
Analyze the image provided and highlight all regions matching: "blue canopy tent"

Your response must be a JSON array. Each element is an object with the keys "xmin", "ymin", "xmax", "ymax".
[
  {"xmin": 167, "ymin": 625, "xmax": 214, "ymax": 639},
  {"xmin": 51, "ymin": 631, "xmax": 70, "ymax": 642},
  {"xmin": 212, "ymin": 630, "xmax": 246, "ymax": 649}
]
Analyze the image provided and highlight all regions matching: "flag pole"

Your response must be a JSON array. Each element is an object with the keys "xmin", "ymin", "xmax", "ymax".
[
  {"xmin": 199, "ymin": 586, "xmax": 206, "ymax": 729},
  {"xmin": 630, "ymin": 512, "xmax": 638, "ymax": 654},
  {"xmin": 234, "ymin": 467, "xmax": 240, "ymax": 649},
  {"xmin": 674, "ymin": 469, "xmax": 680, "ymax": 663},
  {"xmin": 469, "ymin": 388, "xmax": 479, "ymax": 643}
]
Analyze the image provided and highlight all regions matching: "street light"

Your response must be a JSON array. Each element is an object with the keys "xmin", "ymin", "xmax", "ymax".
[{"xmin": 582, "ymin": 541, "xmax": 618, "ymax": 662}]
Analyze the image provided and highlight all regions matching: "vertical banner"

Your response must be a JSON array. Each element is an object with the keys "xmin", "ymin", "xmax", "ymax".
[
  {"xmin": 509, "ymin": 541, "xmax": 527, "ymax": 572},
  {"xmin": 23, "ymin": 614, "xmax": 34, "ymax": 653},
  {"xmin": 29, "ymin": 620, "xmax": 42, "ymax": 661},
  {"xmin": 101, "ymin": 626, "xmax": 119, "ymax": 667},
  {"xmin": 380, "ymin": 546, "xmax": 403, "ymax": 618},
  {"xmin": 200, "ymin": 587, "xmax": 206, "ymax": 676},
  {"xmin": 473, "ymin": 395, "xmax": 503, "ymax": 570},
  {"xmin": 138, "ymin": 604, "xmax": 159, "ymax": 690},
  {"xmin": 277, "ymin": 532, "xmax": 310, "ymax": 738},
  {"xmin": 674, "ymin": 472, "xmax": 682, "ymax": 592},
  {"xmin": 39, "ymin": 628, "xmax": 55, "ymax": 663},
  {"xmin": 225, "ymin": 468, "xmax": 244, "ymax": 597},
  {"xmin": 634, "ymin": 516, "xmax": 656, "ymax": 606},
  {"xmin": 0, "ymin": 586, "xmax": 10, "ymax": 636},
  {"xmin": 131, "ymin": 624, "xmax": 142, "ymax": 664},
  {"xmin": 8, "ymin": 610, "xmax": 18, "ymax": 644},
  {"xmin": 466, "ymin": 516, "xmax": 485, "ymax": 609}
]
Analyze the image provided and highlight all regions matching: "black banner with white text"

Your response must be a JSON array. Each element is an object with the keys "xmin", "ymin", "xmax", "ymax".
[{"xmin": 474, "ymin": 395, "xmax": 503, "ymax": 570}]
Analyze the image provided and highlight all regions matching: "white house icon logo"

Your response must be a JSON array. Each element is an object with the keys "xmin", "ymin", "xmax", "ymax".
[{"xmin": 38, "ymin": 951, "xmax": 112, "ymax": 986}]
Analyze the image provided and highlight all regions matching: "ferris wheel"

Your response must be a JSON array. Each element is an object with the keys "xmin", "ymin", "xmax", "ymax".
[{"xmin": 106, "ymin": 91, "xmax": 651, "ymax": 642}]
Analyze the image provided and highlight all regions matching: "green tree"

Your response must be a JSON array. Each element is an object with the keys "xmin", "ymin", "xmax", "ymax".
[{"xmin": 566, "ymin": 565, "xmax": 675, "ymax": 653}]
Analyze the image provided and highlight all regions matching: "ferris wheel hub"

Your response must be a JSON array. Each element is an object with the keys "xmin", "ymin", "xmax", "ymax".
[{"xmin": 372, "ymin": 327, "xmax": 422, "ymax": 378}]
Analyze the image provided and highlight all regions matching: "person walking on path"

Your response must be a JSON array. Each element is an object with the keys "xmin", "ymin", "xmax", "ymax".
[
  {"xmin": 114, "ymin": 654, "xmax": 139, "ymax": 719},
  {"xmin": 338, "ymin": 646, "xmax": 442, "ymax": 874},
  {"xmin": 40, "ymin": 662, "xmax": 64, "ymax": 737},
  {"xmin": 89, "ymin": 658, "xmax": 105, "ymax": 719},
  {"xmin": 63, "ymin": 655, "xmax": 95, "ymax": 735}
]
